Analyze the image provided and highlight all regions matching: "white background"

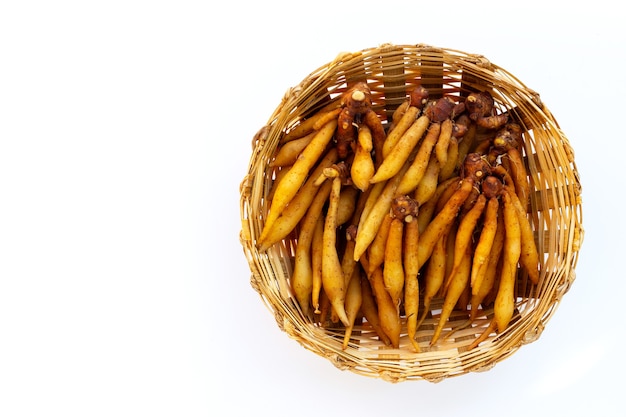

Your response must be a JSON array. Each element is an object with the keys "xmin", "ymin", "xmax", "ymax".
[{"xmin": 0, "ymin": 1, "xmax": 623, "ymax": 416}]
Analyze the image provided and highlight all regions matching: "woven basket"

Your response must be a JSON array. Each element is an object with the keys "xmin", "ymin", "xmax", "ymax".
[{"xmin": 239, "ymin": 44, "xmax": 583, "ymax": 382}]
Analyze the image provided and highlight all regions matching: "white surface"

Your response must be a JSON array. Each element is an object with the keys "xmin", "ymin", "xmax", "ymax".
[{"xmin": 0, "ymin": 1, "xmax": 623, "ymax": 416}]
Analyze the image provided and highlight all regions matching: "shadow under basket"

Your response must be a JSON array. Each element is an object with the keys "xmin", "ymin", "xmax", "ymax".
[{"xmin": 239, "ymin": 44, "xmax": 583, "ymax": 383}]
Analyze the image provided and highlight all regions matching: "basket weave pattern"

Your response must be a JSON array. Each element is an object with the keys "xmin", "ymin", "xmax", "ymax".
[{"xmin": 239, "ymin": 44, "xmax": 583, "ymax": 382}]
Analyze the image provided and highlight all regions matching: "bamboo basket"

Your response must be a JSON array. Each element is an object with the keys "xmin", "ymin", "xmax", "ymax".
[{"xmin": 239, "ymin": 44, "xmax": 583, "ymax": 382}]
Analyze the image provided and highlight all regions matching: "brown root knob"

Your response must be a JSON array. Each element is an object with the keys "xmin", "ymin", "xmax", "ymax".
[
  {"xmin": 481, "ymin": 175, "xmax": 504, "ymax": 199},
  {"xmin": 465, "ymin": 91, "xmax": 495, "ymax": 121},
  {"xmin": 493, "ymin": 127, "xmax": 520, "ymax": 151},
  {"xmin": 390, "ymin": 195, "xmax": 419, "ymax": 223},
  {"xmin": 452, "ymin": 120, "xmax": 469, "ymax": 138},
  {"xmin": 425, "ymin": 96, "xmax": 457, "ymax": 122},
  {"xmin": 346, "ymin": 224, "xmax": 358, "ymax": 241},
  {"xmin": 342, "ymin": 82, "xmax": 373, "ymax": 116},
  {"xmin": 477, "ymin": 114, "xmax": 508, "ymax": 130},
  {"xmin": 462, "ymin": 152, "xmax": 492, "ymax": 183},
  {"xmin": 409, "ymin": 86, "xmax": 430, "ymax": 109}
]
